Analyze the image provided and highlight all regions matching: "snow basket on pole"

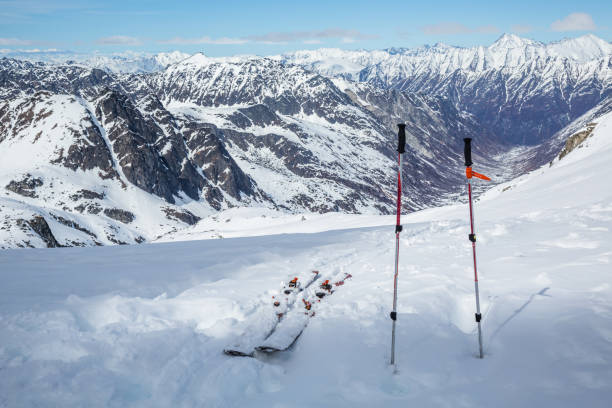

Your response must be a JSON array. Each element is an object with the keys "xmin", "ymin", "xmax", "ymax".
[
  {"xmin": 463, "ymin": 138, "xmax": 490, "ymax": 359},
  {"xmin": 390, "ymin": 124, "xmax": 406, "ymax": 367}
]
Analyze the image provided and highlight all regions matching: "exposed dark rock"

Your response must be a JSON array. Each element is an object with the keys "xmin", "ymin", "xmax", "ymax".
[
  {"xmin": 58, "ymin": 123, "xmax": 120, "ymax": 178},
  {"xmin": 95, "ymin": 90, "xmax": 204, "ymax": 204},
  {"xmin": 181, "ymin": 122, "xmax": 260, "ymax": 206},
  {"xmin": 236, "ymin": 104, "xmax": 282, "ymax": 127},
  {"xmin": 106, "ymin": 235, "xmax": 128, "ymax": 245},
  {"xmin": 5, "ymin": 174, "xmax": 43, "ymax": 198},
  {"xmin": 70, "ymin": 189, "xmax": 105, "ymax": 201},
  {"xmin": 50, "ymin": 213, "xmax": 97, "ymax": 238},
  {"xmin": 17, "ymin": 216, "xmax": 62, "ymax": 248},
  {"xmin": 558, "ymin": 123, "xmax": 597, "ymax": 160},
  {"xmin": 75, "ymin": 202, "xmax": 103, "ymax": 214},
  {"xmin": 103, "ymin": 208, "xmax": 135, "ymax": 224},
  {"xmin": 0, "ymin": 59, "xmax": 116, "ymax": 97},
  {"xmin": 163, "ymin": 207, "xmax": 201, "ymax": 225}
]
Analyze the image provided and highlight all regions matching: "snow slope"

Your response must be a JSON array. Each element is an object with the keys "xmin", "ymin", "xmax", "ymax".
[
  {"xmin": 155, "ymin": 207, "xmax": 393, "ymax": 242},
  {"xmin": 0, "ymin": 112, "xmax": 611, "ymax": 406}
]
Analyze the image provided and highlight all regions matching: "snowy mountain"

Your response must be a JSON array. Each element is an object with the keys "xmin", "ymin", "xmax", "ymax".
[
  {"xmin": 1, "ymin": 34, "xmax": 611, "ymax": 248},
  {"xmin": 0, "ymin": 56, "xmax": 482, "ymax": 247},
  {"xmin": 282, "ymin": 34, "xmax": 612, "ymax": 145},
  {"xmin": 280, "ymin": 34, "xmax": 612, "ymax": 79},
  {"xmin": 1, "ymin": 97, "xmax": 611, "ymax": 407}
]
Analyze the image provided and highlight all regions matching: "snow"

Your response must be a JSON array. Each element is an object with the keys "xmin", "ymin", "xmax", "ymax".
[
  {"xmin": 1, "ymin": 87, "xmax": 612, "ymax": 407},
  {"xmin": 156, "ymin": 207, "xmax": 393, "ymax": 242}
]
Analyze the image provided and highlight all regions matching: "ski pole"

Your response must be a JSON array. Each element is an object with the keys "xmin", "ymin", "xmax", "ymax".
[
  {"xmin": 463, "ymin": 138, "xmax": 490, "ymax": 359},
  {"xmin": 390, "ymin": 124, "xmax": 406, "ymax": 366}
]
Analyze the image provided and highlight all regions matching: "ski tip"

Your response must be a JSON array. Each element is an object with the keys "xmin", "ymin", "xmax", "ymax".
[
  {"xmin": 255, "ymin": 346, "xmax": 283, "ymax": 353},
  {"xmin": 223, "ymin": 349, "xmax": 255, "ymax": 358}
]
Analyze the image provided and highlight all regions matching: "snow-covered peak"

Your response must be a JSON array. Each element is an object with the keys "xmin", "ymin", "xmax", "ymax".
[
  {"xmin": 277, "ymin": 48, "xmax": 394, "ymax": 79},
  {"xmin": 171, "ymin": 52, "xmax": 258, "ymax": 69},
  {"xmin": 178, "ymin": 52, "xmax": 211, "ymax": 66},
  {"xmin": 431, "ymin": 42, "xmax": 453, "ymax": 49},
  {"xmin": 489, "ymin": 33, "xmax": 540, "ymax": 50},
  {"xmin": 546, "ymin": 34, "xmax": 612, "ymax": 61},
  {"xmin": 153, "ymin": 51, "xmax": 191, "ymax": 66}
]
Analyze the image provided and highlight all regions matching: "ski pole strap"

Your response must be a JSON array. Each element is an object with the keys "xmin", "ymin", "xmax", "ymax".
[
  {"xmin": 397, "ymin": 124, "xmax": 406, "ymax": 154},
  {"xmin": 463, "ymin": 138, "xmax": 473, "ymax": 167}
]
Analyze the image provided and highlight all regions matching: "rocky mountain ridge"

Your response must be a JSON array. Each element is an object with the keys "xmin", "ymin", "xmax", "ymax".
[{"xmin": 280, "ymin": 34, "xmax": 612, "ymax": 146}]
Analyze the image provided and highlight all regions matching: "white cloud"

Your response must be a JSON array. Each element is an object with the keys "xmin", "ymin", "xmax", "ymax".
[
  {"xmin": 477, "ymin": 25, "xmax": 499, "ymax": 34},
  {"xmin": 421, "ymin": 22, "xmax": 500, "ymax": 35},
  {"xmin": 96, "ymin": 35, "xmax": 142, "ymax": 46},
  {"xmin": 0, "ymin": 48, "xmax": 60, "ymax": 53},
  {"xmin": 551, "ymin": 13, "xmax": 597, "ymax": 32},
  {"xmin": 0, "ymin": 37, "xmax": 33, "ymax": 46},
  {"xmin": 158, "ymin": 36, "xmax": 248, "ymax": 45},
  {"xmin": 248, "ymin": 29, "xmax": 377, "ymax": 44},
  {"xmin": 158, "ymin": 29, "xmax": 378, "ymax": 46}
]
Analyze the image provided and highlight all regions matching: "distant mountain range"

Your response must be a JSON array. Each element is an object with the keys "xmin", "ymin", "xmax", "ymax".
[
  {"xmin": 0, "ymin": 50, "xmax": 191, "ymax": 73},
  {"xmin": 1, "ymin": 34, "xmax": 610, "ymax": 247}
]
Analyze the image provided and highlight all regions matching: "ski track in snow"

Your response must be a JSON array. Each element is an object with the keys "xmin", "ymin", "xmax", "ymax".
[{"xmin": 1, "ymin": 116, "xmax": 612, "ymax": 406}]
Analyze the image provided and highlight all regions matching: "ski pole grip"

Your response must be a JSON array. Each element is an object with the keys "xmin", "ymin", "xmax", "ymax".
[
  {"xmin": 397, "ymin": 124, "xmax": 406, "ymax": 154},
  {"xmin": 463, "ymin": 138, "xmax": 473, "ymax": 167}
]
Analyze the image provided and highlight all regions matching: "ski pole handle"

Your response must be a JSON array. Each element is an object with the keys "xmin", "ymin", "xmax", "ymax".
[
  {"xmin": 397, "ymin": 124, "xmax": 406, "ymax": 154},
  {"xmin": 463, "ymin": 138, "xmax": 473, "ymax": 167}
]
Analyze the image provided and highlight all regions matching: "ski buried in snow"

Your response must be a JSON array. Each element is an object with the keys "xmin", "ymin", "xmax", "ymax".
[
  {"xmin": 255, "ymin": 271, "xmax": 352, "ymax": 354},
  {"xmin": 223, "ymin": 270, "xmax": 320, "ymax": 357},
  {"xmin": 223, "ymin": 270, "xmax": 352, "ymax": 357}
]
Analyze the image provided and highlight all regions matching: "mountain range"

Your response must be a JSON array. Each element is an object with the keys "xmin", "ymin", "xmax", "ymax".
[{"xmin": 1, "ymin": 33, "xmax": 610, "ymax": 248}]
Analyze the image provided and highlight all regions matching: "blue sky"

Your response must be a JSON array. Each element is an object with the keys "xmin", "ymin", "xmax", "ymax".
[{"xmin": 1, "ymin": 0, "xmax": 610, "ymax": 55}]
